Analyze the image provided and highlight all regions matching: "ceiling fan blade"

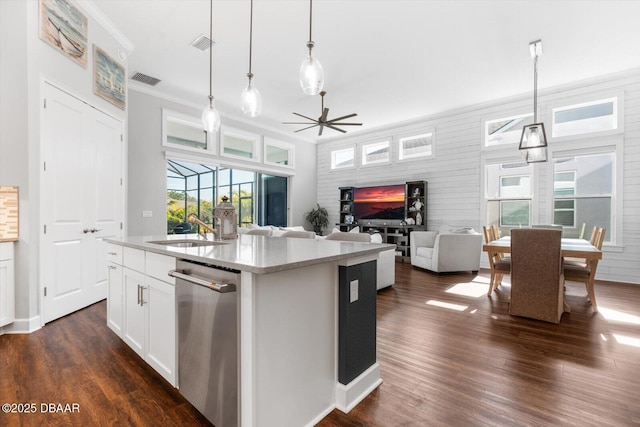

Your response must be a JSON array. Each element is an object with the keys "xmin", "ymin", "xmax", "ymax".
[
  {"xmin": 325, "ymin": 124, "xmax": 347, "ymax": 133},
  {"xmin": 294, "ymin": 124, "xmax": 320, "ymax": 133},
  {"xmin": 318, "ymin": 124, "xmax": 324, "ymax": 136},
  {"xmin": 327, "ymin": 113, "xmax": 358, "ymax": 123},
  {"xmin": 328, "ymin": 122, "xmax": 362, "ymax": 126},
  {"xmin": 293, "ymin": 112, "xmax": 319, "ymax": 122},
  {"xmin": 283, "ymin": 121, "xmax": 315, "ymax": 125},
  {"xmin": 320, "ymin": 108, "xmax": 329, "ymax": 123}
]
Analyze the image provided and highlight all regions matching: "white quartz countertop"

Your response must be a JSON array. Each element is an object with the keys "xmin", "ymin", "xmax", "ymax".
[{"xmin": 106, "ymin": 234, "xmax": 394, "ymax": 274}]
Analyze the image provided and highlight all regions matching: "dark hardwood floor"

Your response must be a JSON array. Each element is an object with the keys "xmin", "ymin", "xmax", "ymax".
[{"xmin": 1, "ymin": 263, "xmax": 639, "ymax": 426}]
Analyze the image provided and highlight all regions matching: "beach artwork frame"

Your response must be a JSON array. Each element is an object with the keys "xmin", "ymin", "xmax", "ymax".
[
  {"xmin": 93, "ymin": 45, "xmax": 126, "ymax": 110},
  {"xmin": 39, "ymin": 0, "xmax": 88, "ymax": 68}
]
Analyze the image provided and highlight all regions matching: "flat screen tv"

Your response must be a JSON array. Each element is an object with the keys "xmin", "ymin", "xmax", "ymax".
[{"xmin": 353, "ymin": 184, "xmax": 405, "ymax": 221}]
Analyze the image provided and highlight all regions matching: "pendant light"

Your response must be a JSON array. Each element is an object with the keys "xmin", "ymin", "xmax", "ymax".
[
  {"xmin": 519, "ymin": 39, "xmax": 547, "ymax": 163},
  {"xmin": 241, "ymin": 0, "xmax": 262, "ymax": 117},
  {"xmin": 202, "ymin": 0, "xmax": 221, "ymax": 133},
  {"xmin": 299, "ymin": 0, "xmax": 324, "ymax": 95}
]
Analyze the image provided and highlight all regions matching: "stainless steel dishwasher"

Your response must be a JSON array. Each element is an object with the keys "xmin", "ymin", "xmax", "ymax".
[{"xmin": 169, "ymin": 259, "xmax": 239, "ymax": 427}]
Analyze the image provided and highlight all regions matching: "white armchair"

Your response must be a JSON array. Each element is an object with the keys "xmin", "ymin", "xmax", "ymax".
[{"xmin": 410, "ymin": 230, "xmax": 482, "ymax": 273}]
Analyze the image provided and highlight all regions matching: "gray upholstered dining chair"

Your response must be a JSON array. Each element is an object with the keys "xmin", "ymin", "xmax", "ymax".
[
  {"xmin": 564, "ymin": 227, "xmax": 606, "ymax": 312},
  {"xmin": 510, "ymin": 228, "xmax": 564, "ymax": 323}
]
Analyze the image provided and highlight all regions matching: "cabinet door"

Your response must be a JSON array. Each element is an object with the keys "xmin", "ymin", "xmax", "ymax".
[
  {"xmin": 107, "ymin": 262, "xmax": 123, "ymax": 337},
  {"xmin": 0, "ymin": 258, "xmax": 15, "ymax": 327},
  {"xmin": 123, "ymin": 267, "xmax": 146, "ymax": 358},
  {"xmin": 145, "ymin": 276, "xmax": 176, "ymax": 386}
]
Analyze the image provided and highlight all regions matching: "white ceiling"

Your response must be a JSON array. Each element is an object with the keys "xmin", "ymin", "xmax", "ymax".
[{"xmin": 91, "ymin": 0, "xmax": 640, "ymax": 141}]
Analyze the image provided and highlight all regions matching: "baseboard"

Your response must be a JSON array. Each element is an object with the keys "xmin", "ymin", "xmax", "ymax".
[
  {"xmin": 335, "ymin": 363, "xmax": 383, "ymax": 413},
  {"xmin": 305, "ymin": 403, "xmax": 336, "ymax": 427},
  {"xmin": 0, "ymin": 315, "xmax": 42, "ymax": 334}
]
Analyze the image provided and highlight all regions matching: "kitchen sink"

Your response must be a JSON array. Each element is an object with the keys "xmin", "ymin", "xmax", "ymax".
[{"xmin": 146, "ymin": 239, "xmax": 229, "ymax": 248}]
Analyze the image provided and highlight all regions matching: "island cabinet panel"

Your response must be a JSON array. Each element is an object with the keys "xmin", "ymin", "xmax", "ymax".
[
  {"xmin": 338, "ymin": 260, "xmax": 377, "ymax": 385},
  {"xmin": 112, "ymin": 246, "xmax": 177, "ymax": 386}
]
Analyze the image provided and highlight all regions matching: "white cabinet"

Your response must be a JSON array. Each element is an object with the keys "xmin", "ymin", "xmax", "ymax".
[
  {"xmin": 110, "ymin": 246, "xmax": 177, "ymax": 386},
  {"xmin": 0, "ymin": 243, "xmax": 15, "ymax": 328},
  {"xmin": 106, "ymin": 243, "xmax": 124, "ymax": 336}
]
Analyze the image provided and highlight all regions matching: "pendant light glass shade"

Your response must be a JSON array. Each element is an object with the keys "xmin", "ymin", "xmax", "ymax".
[
  {"xmin": 299, "ymin": 47, "xmax": 324, "ymax": 95},
  {"xmin": 242, "ymin": 0, "xmax": 262, "ymax": 117},
  {"xmin": 202, "ymin": 96, "xmax": 221, "ymax": 133},
  {"xmin": 299, "ymin": 0, "xmax": 324, "ymax": 95},
  {"xmin": 241, "ymin": 76, "xmax": 262, "ymax": 117}
]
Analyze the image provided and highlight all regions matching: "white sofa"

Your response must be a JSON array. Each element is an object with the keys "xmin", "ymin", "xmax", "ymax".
[
  {"xmin": 240, "ymin": 225, "xmax": 395, "ymax": 290},
  {"xmin": 325, "ymin": 231, "xmax": 395, "ymax": 290},
  {"xmin": 410, "ymin": 230, "xmax": 482, "ymax": 273}
]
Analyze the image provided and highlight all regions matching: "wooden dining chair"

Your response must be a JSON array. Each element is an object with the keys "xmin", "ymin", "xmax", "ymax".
[
  {"xmin": 564, "ymin": 225, "xmax": 598, "ymax": 267},
  {"xmin": 564, "ymin": 227, "xmax": 606, "ymax": 313},
  {"xmin": 483, "ymin": 225, "xmax": 511, "ymax": 296},
  {"xmin": 510, "ymin": 228, "xmax": 564, "ymax": 323}
]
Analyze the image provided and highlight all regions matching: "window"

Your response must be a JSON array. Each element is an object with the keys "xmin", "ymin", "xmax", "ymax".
[
  {"xmin": 484, "ymin": 113, "xmax": 533, "ymax": 147},
  {"xmin": 166, "ymin": 160, "xmax": 216, "ymax": 234},
  {"xmin": 331, "ymin": 147, "xmax": 355, "ymax": 169},
  {"xmin": 264, "ymin": 137, "xmax": 294, "ymax": 168},
  {"xmin": 220, "ymin": 126, "xmax": 260, "ymax": 162},
  {"xmin": 398, "ymin": 132, "xmax": 433, "ymax": 160},
  {"xmin": 162, "ymin": 109, "xmax": 213, "ymax": 154},
  {"xmin": 552, "ymin": 152, "xmax": 614, "ymax": 239},
  {"xmin": 361, "ymin": 140, "xmax": 390, "ymax": 165},
  {"xmin": 486, "ymin": 162, "xmax": 533, "ymax": 228},
  {"xmin": 552, "ymin": 97, "xmax": 618, "ymax": 138}
]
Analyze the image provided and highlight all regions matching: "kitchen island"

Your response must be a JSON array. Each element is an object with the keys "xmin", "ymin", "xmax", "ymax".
[{"xmin": 105, "ymin": 233, "xmax": 392, "ymax": 427}]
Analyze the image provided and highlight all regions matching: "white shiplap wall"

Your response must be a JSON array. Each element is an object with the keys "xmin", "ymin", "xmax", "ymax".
[{"xmin": 316, "ymin": 69, "xmax": 640, "ymax": 284}]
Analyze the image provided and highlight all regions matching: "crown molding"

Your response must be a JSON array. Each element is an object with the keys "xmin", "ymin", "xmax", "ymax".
[{"xmin": 76, "ymin": 0, "xmax": 135, "ymax": 54}]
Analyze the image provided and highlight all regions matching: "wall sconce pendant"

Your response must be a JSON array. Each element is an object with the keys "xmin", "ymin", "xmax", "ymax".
[
  {"xmin": 299, "ymin": 0, "xmax": 325, "ymax": 95},
  {"xmin": 241, "ymin": 0, "xmax": 262, "ymax": 117},
  {"xmin": 202, "ymin": 0, "xmax": 221, "ymax": 133},
  {"xmin": 519, "ymin": 39, "xmax": 547, "ymax": 163}
]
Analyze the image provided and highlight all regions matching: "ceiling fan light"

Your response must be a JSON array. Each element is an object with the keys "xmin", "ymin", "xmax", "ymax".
[
  {"xmin": 241, "ymin": 79, "xmax": 262, "ymax": 117},
  {"xmin": 299, "ymin": 53, "xmax": 324, "ymax": 95},
  {"xmin": 202, "ymin": 96, "xmax": 221, "ymax": 133}
]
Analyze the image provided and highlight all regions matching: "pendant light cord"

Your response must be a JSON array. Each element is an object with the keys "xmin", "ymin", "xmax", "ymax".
[
  {"xmin": 208, "ymin": 0, "xmax": 213, "ymax": 98},
  {"xmin": 248, "ymin": 0, "xmax": 254, "ymax": 78}
]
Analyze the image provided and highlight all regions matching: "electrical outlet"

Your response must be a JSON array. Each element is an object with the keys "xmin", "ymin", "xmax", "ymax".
[
  {"xmin": 350, "ymin": 280, "xmax": 359, "ymax": 303},
  {"xmin": 142, "ymin": 211, "xmax": 153, "ymax": 218}
]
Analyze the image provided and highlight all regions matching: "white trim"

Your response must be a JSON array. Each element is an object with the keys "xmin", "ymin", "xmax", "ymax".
[
  {"xmin": 330, "ymin": 146, "xmax": 356, "ymax": 170},
  {"xmin": 335, "ymin": 363, "xmax": 383, "ymax": 413},
  {"xmin": 1, "ymin": 315, "xmax": 42, "ymax": 334},
  {"xmin": 76, "ymin": 0, "xmax": 135, "ymax": 53}
]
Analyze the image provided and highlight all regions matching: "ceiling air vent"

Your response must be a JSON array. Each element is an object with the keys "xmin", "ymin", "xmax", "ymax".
[
  {"xmin": 130, "ymin": 72, "xmax": 161, "ymax": 86},
  {"xmin": 190, "ymin": 34, "xmax": 215, "ymax": 51}
]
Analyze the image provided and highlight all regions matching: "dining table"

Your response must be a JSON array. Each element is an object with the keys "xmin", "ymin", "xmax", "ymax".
[{"xmin": 483, "ymin": 236, "xmax": 602, "ymax": 261}]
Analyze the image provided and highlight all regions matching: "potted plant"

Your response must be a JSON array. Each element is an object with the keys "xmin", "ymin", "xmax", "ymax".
[{"xmin": 305, "ymin": 203, "xmax": 329, "ymax": 235}]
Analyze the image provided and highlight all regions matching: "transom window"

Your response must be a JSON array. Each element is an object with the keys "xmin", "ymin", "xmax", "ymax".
[
  {"xmin": 398, "ymin": 132, "xmax": 433, "ymax": 160},
  {"xmin": 331, "ymin": 147, "xmax": 355, "ymax": 169},
  {"xmin": 361, "ymin": 140, "xmax": 390, "ymax": 165},
  {"xmin": 484, "ymin": 113, "xmax": 533, "ymax": 147},
  {"xmin": 552, "ymin": 97, "xmax": 617, "ymax": 138}
]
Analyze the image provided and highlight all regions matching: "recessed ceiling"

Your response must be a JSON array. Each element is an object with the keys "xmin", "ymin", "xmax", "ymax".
[{"xmin": 91, "ymin": 0, "xmax": 640, "ymax": 141}]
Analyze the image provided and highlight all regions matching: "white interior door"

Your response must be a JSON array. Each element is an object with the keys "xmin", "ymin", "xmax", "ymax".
[{"xmin": 41, "ymin": 83, "xmax": 123, "ymax": 323}]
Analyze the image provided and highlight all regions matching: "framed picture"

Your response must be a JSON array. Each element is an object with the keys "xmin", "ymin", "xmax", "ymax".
[
  {"xmin": 93, "ymin": 45, "xmax": 126, "ymax": 110},
  {"xmin": 39, "ymin": 0, "xmax": 88, "ymax": 68},
  {"xmin": 345, "ymin": 215, "xmax": 354, "ymax": 225}
]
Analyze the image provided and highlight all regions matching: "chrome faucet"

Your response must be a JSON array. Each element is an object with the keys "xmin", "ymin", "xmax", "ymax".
[{"xmin": 187, "ymin": 214, "xmax": 219, "ymax": 241}]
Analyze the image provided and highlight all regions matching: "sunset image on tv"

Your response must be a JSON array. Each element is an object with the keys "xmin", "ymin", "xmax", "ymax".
[{"xmin": 353, "ymin": 185, "xmax": 405, "ymax": 220}]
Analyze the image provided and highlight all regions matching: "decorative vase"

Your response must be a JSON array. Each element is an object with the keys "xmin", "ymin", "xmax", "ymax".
[{"xmin": 416, "ymin": 212, "xmax": 422, "ymax": 226}]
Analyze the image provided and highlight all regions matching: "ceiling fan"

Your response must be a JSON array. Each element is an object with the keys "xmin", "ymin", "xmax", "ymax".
[{"xmin": 283, "ymin": 91, "xmax": 362, "ymax": 136}]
